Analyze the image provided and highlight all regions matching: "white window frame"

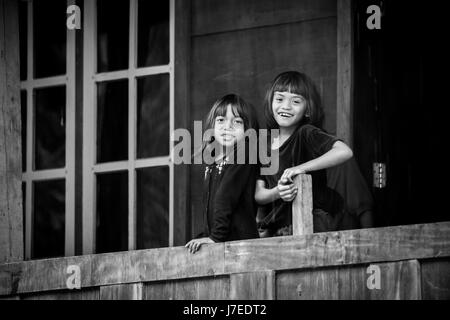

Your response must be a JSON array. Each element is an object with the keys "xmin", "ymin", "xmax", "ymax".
[
  {"xmin": 82, "ymin": 0, "xmax": 175, "ymax": 254},
  {"xmin": 20, "ymin": 0, "xmax": 76, "ymax": 259}
]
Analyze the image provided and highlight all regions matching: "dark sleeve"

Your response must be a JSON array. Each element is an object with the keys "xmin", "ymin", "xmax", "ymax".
[
  {"xmin": 301, "ymin": 125, "xmax": 341, "ymax": 158},
  {"xmin": 209, "ymin": 164, "xmax": 254, "ymax": 242}
]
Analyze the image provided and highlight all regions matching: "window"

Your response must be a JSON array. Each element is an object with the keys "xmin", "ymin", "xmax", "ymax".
[
  {"xmin": 19, "ymin": 0, "xmax": 174, "ymax": 258},
  {"xmin": 20, "ymin": 0, "xmax": 76, "ymax": 259},
  {"xmin": 82, "ymin": 0, "xmax": 174, "ymax": 254}
]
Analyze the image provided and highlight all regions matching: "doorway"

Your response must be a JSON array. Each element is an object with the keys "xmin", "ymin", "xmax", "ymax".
[{"xmin": 353, "ymin": 0, "xmax": 449, "ymax": 227}]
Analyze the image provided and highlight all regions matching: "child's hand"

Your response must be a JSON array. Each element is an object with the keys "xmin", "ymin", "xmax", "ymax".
[
  {"xmin": 277, "ymin": 179, "xmax": 298, "ymax": 202},
  {"xmin": 280, "ymin": 166, "xmax": 307, "ymax": 183},
  {"xmin": 185, "ymin": 237, "xmax": 214, "ymax": 254}
]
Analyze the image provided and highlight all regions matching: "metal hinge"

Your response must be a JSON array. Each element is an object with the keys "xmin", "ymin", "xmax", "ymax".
[{"xmin": 373, "ymin": 163, "xmax": 386, "ymax": 188}]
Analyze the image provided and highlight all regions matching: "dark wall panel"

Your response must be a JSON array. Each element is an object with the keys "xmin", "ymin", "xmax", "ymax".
[{"xmin": 192, "ymin": 0, "xmax": 336, "ymax": 36}]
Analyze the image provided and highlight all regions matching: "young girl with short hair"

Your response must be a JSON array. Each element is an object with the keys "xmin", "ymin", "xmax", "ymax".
[{"xmin": 255, "ymin": 71, "xmax": 373, "ymax": 236}]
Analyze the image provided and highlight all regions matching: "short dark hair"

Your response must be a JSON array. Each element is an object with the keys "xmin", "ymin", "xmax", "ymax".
[{"xmin": 264, "ymin": 71, "xmax": 325, "ymax": 129}]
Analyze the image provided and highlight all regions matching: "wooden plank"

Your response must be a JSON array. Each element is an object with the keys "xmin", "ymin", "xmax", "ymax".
[
  {"xmin": 89, "ymin": 244, "xmax": 225, "ymax": 287},
  {"xmin": 0, "ymin": 222, "xmax": 449, "ymax": 295},
  {"xmin": 192, "ymin": 0, "xmax": 336, "ymax": 36},
  {"xmin": 277, "ymin": 267, "xmax": 339, "ymax": 299},
  {"xmin": 144, "ymin": 276, "xmax": 229, "ymax": 300},
  {"xmin": 0, "ymin": 0, "xmax": 24, "ymax": 264},
  {"xmin": 100, "ymin": 283, "xmax": 143, "ymax": 300},
  {"xmin": 229, "ymin": 271, "xmax": 275, "ymax": 300},
  {"xmin": 224, "ymin": 222, "xmax": 450, "ymax": 274},
  {"xmin": 337, "ymin": 0, "xmax": 353, "ymax": 146},
  {"xmin": 277, "ymin": 260, "xmax": 421, "ymax": 300},
  {"xmin": 173, "ymin": 0, "xmax": 191, "ymax": 246},
  {"xmin": 21, "ymin": 288, "xmax": 99, "ymax": 300},
  {"xmin": 225, "ymin": 232, "xmax": 343, "ymax": 274},
  {"xmin": 420, "ymin": 259, "xmax": 450, "ymax": 300},
  {"xmin": 292, "ymin": 175, "xmax": 313, "ymax": 236}
]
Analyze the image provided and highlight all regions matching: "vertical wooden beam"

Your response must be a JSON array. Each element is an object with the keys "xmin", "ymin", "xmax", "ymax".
[
  {"xmin": 292, "ymin": 174, "xmax": 313, "ymax": 235},
  {"xmin": 230, "ymin": 271, "xmax": 275, "ymax": 300},
  {"xmin": 337, "ymin": 0, "xmax": 354, "ymax": 147},
  {"xmin": 173, "ymin": 0, "xmax": 191, "ymax": 246},
  {"xmin": 0, "ymin": 0, "xmax": 24, "ymax": 263}
]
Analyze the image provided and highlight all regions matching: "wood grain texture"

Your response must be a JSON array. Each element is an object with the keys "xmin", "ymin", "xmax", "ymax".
[
  {"xmin": 192, "ymin": 0, "xmax": 336, "ymax": 36},
  {"xmin": 21, "ymin": 288, "xmax": 99, "ymax": 300},
  {"xmin": 277, "ymin": 260, "xmax": 421, "ymax": 300},
  {"xmin": 336, "ymin": 0, "xmax": 353, "ymax": 145},
  {"xmin": 292, "ymin": 175, "xmax": 313, "ymax": 236},
  {"xmin": 100, "ymin": 283, "xmax": 143, "ymax": 300},
  {"xmin": 229, "ymin": 271, "xmax": 275, "ymax": 300},
  {"xmin": 144, "ymin": 276, "xmax": 229, "ymax": 300},
  {"xmin": 0, "ymin": 0, "xmax": 24, "ymax": 264},
  {"xmin": 224, "ymin": 223, "xmax": 450, "ymax": 273},
  {"xmin": 0, "ymin": 222, "xmax": 449, "ymax": 296},
  {"xmin": 420, "ymin": 259, "xmax": 450, "ymax": 300}
]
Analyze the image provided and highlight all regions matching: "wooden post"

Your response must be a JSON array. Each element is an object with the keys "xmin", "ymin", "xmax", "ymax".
[
  {"xmin": 292, "ymin": 174, "xmax": 313, "ymax": 235},
  {"xmin": 0, "ymin": 0, "xmax": 24, "ymax": 263},
  {"xmin": 337, "ymin": 0, "xmax": 353, "ymax": 146}
]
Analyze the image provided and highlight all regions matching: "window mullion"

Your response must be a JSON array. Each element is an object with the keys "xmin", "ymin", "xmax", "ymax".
[
  {"xmin": 65, "ymin": 0, "xmax": 77, "ymax": 257},
  {"xmin": 128, "ymin": 0, "xmax": 138, "ymax": 251},
  {"xmin": 169, "ymin": 0, "xmax": 175, "ymax": 247},
  {"xmin": 82, "ymin": 0, "xmax": 97, "ymax": 255}
]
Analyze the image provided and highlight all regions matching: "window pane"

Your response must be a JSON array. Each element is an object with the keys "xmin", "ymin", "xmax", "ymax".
[
  {"xmin": 32, "ymin": 179, "xmax": 65, "ymax": 259},
  {"xmin": 137, "ymin": 74, "xmax": 169, "ymax": 158},
  {"xmin": 21, "ymin": 90, "xmax": 27, "ymax": 172},
  {"xmin": 96, "ymin": 171, "xmax": 128, "ymax": 253},
  {"xmin": 97, "ymin": 0, "xmax": 129, "ymax": 72},
  {"xmin": 33, "ymin": 0, "xmax": 66, "ymax": 78},
  {"xmin": 136, "ymin": 166, "xmax": 169, "ymax": 249},
  {"xmin": 137, "ymin": 0, "xmax": 170, "ymax": 67},
  {"xmin": 97, "ymin": 80, "xmax": 128, "ymax": 163},
  {"xmin": 19, "ymin": 0, "xmax": 27, "ymax": 81},
  {"xmin": 34, "ymin": 86, "xmax": 66, "ymax": 170}
]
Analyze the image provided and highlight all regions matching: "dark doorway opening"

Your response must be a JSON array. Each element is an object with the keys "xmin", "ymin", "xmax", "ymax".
[{"xmin": 353, "ymin": 0, "xmax": 449, "ymax": 227}]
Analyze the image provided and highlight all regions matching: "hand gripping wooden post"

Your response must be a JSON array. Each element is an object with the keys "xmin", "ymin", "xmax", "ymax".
[{"xmin": 292, "ymin": 174, "xmax": 313, "ymax": 235}]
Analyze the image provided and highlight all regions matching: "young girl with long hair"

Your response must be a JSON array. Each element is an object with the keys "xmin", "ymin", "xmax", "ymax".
[{"xmin": 186, "ymin": 94, "xmax": 260, "ymax": 253}]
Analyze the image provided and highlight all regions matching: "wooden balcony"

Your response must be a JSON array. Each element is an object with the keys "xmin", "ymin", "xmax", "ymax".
[{"xmin": 1, "ymin": 175, "xmax": 450, "ymax": 300}]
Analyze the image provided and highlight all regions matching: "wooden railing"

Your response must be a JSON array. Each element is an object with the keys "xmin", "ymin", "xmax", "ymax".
[{"xmin": 1, "ymin": 176, "xmax": 450, "ymax": 300}]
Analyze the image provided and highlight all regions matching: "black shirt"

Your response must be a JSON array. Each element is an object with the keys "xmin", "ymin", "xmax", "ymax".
[
  {"xmin": 259, "ymin": 124, "xmax": 343, "ymax": 232},
  {"xmin": 202, "ymin": 160, "xmax": 259, "ymax": 242}
]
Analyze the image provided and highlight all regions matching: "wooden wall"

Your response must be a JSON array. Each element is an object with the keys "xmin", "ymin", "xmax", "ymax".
[
  {"xmin": 189, "ymin": 0, "xmax": 338, "ymax": 238},
  {"xmin": 0, "ymin": 0, "xmax": 24, "ymax": 264},
  {"xmin": 1, "ymin": 222, "xmax": 450, "ymax": 300}
]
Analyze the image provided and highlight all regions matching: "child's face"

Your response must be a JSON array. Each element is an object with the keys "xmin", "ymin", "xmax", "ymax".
[
  {"xmin": 272, "ymin": 91, "xmax": 307, "ymax": 129},
  {"xmin": 214, "ymin": 104, "xmax": 245, "ymax": 148}
]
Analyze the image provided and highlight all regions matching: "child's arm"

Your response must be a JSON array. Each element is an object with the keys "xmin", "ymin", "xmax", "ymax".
[
  {"xmin": 255, "ymin": 179, "xmax": 298, "ymax": 204},
  {"xmin": 281, "ymin": 140, "xmax": 353, "ymax": 182}
]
